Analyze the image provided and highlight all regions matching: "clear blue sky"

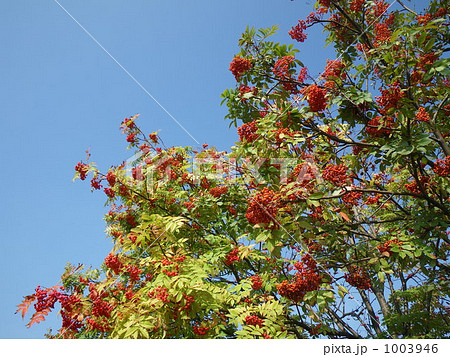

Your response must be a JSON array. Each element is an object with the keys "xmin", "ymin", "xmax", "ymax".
[{"xmin": 0, "ymin": 0, "xmax": 429, "ymax": 338}]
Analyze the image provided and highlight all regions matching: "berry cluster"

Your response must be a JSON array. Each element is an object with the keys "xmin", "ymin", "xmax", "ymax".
[
  {"xmin": 272, "ymin": 56, "xmax": 298, "ymax": 92},
  {"xmin": 224, "ymin": 248, "xmax": 240, "ymax": 266},
  {"xmin": 376, "ymin": 82, "xmax": 404, "ymax": 114},
  {"xmin": 303, "ymin": 85, "xmax": 328, "ymax": 112},
  {"xmin": 417, "ymin": 7, "xmax": 447, "ymax": 26},
  {"xmin": 245, "ymin": 187, "xmax": 283, "ymax": 227},
  {"xmin": 404, "ymin": 176, "xmax": 430, "ymax": 194},
  {"xmin": 250, "ymin": 275, "xmax": 263, "ymax": 290},
  {"xmin": 289, "ymin": 20, "xmax": 307, "ymax": 42},
  {"xmin": 209, "ymin": 186, "xmax": 228, "ymax": 198},
  {"xmin": 75, "ymin": 162, "xmax": 89, "ymax": 181},
  {"xmin": 91, "ymin": 298, "xmax": 113, "ymax": 318},
  {"xmin": 349, "ymin": 0, "xmax": 364, "ymax": 12},
  {"xmin": 287, "ymin": 163, "xmax": 316, "ymax": 191},
  {"xmin": 34, "ymin": 286, "xmax": 63, "ymax": 312},
  {"xmin": 322, "ymin": 59, "xmax": 346, "ymax": 80},
  {"xmin": 415, "ymin": 107, "xmax": 430, "ymax": 123},
  {"xmin": 273, "ymin": 56, "xmax": 295, "ymax": 80},
  {"xmin": 342, "ymin": 190, "xmax": 363, "ymax": 206},
  {"xmin": 365, "ymin": 194, "xmax": 382, "ymax": 205},
  {"xmin": 365, "ymin": 116, "xmax": 394, "ymax": 137},
  {"xmin": 229, "ymin": 56, "xmax": 252, "ymax": 80},
  {"xmin": 433, "ymin": 157, "xmax": 450, "ymax": 177},
  {"xmin": 183, "ymin": 294, "xmax": 195, "ymax": 311},
  {"xmin": 377, "ymin": 239, "xmax": 402, "ymax": 255},
  {"xmin": 106, "ymin": 171, "xmax": 117, "ymax": 187},
  {"xmin": 90, "ymin": 177, "xmax": 102, "ymax": 190},
  {"xmin": 277, "ymin": 255, "xmax": 322, "ymax": 302},
  {"xmin": 345, "ymin": 268, "xmax": 371, "ymax": 290},
  {"xmin": 237, "ymin": 120, "xmax": 259, "ymax": 143},
  {"xmin": 193, "ymin": 324, "xmax": 210, "ymax": 335},
  {"xmin": 124, "ymin": 265, "xmax": 142, "ymax": 282},
  {"xmin": 86, "ymin": 317, "xmax": 110, "ymax": 333},
  {"xmin": 104, "ymin": 253, "xmax": 124, "ymax": 275},
  {"xmin": 151, "ymin": 287, "xmax": 170, "ymax": 303},
  {"xmin": 374, "ymin": 22, "xmax": 391, "ymax": 47},
  {"xmin": 322, "ymin": 164, "xmax": 348, "ymax": 187},
  {"xmin": 244, "ymin": 315, "xmax": 264, "ymax": 328}
]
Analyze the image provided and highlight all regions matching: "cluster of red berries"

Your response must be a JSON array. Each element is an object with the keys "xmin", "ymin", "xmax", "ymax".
[
  {"xmin": 318, "ymin": 0, "xmax": 331, "ymax": 7},
  {"xmin": 287, "ymin": 163, "xmax": 316, "ymax": 191},
  {"xmin": 124, "ymin": 290, "xmax": 135, "ymax": 300},
  {"xmin": 86, "ymin": 317, "xmax": 110, "ymax": 333},
  {"xmin": 124, "ymin": 265, "xmax": 142, "ymax": 282},
  {"xmin": 366, "ymin": 116, "xmax": 394, "ymax": 137},
  {"xmin": 132, "ymin": 166, "xmax": 144, "ymax": 181},
  {"xmin": 118, "ymin": 184, "xmax": 129, "ymax": 197},
  {"xmin": 374, "ymin": 23, "xmax": 391, "ymax": 47},
  {"xmin": 126, "ymin": 133, "xmax": 136, "ymax": 143},
  {"xmin": 237, "ymin": 120, "xmax": 259, "ymax": 143},
  {"xmin": 417, "ymin": 7, "xmax": 447, "ymax": 25},
  {"xmin": 303, "ymin": 84, "xmax": 328, "ymax": 112},
  {"xmin": 433, "ymin": 156, "xmax": 450, "ymax": 177},
  {"xmin": 91, "ymin": 298, "xmax": 113, "ymax": 318},
  {"xmin": 250, "ymin": 275, "xmax": 263, "ymax": 290},
  {"xmin": 244, "ymin": 315, "xmax": 264, "ymax": 328},
  {"xmin": 273, "ymin": 56, "xmax": 295, "ymax": 80},
  {"xmin": 104, "ymin": 187, "xmax": 115, "ymax": 198},
  {"xmin": 183, "ymin": 197, "xmax": 196, "ymax": 211},
  {"xmin": 277, "ymin": 255, "xmax": 322, "ymax": 303},
  {"xmin": 229, "ymin": 56, "xmax": 252, "ymax": 80},
  {"xmin": 433, "ymin": 155, "xmax": 450, "ymax": 178},
  {"xmin": 104, "ymin": 253, "xmax": 124, "ymax": 275},
  {"xmin": 183, "ymin": 294, "xmax": 195, "ymax": 311},
  {"xmin": 224, "ymin": 248, "xmax": 240, "ymax": 266},
  {"xmin": 162, "ymin": 260, "xmax": 179, "ymax": 277},
  {"xmin": 209, "ymin": 186, "xmax": 228, "ymax": 198},
  {"xmin": 322, "ymin": 164, "xmax": 348, "ymax": 187},
  {"xmin": 121, "ymin": 117, "xmax": 136, "ymax": 130},
  {"xmin": 289, "ymin": 20, "xmax": 307, "ymax": 42},
  {"xmin": 349, "ymin": 0, "xmax": 365, "ymax": 12},
  {"xmin": 367, "ymin": 1, "xmax": 389, "ymax": 18},
  {"xmin": 322, "ymin": 59, "xmax": 346, "ymax": 80},
  {"xmin": 415, "ymin": 107, "xmax": 430, "ymax": 123},
  {"xmin": 153, "ymin": 287, "xmax": 170, "ymax": 303},
  {"xmin": 90, "ymin": 177, "xmax": 102, "ymax": 190},
  {"xmin": 298, "ymin": 67, "xmax": 308, "ymax": 82},
  {"xmin": 149, "ymin": 132, "xmax": 158, "ymax": 144},
  {"xmin": 365, "ymin": 194, "xmax": 382, "ymax": 205},
  {"xmin": 342, "ymin": 190, "xmax": 363, "ymax": 205},
  {"xmin": 404, "ymin": 176, "xmax": 430, "ymax": 194},
  {"xmin": 245, "ymin": 187, "xmax": 283, "ymax": 227},
  {"xmin": 75, "ymin": 162, "xmax": 89, "ymax": 181},
  {"xmin": 106, "ymin": 171, "xmax": 116, "ymax": 186},
  {"xmin": 377, "ymin": 239, "xmax": 402, "ymax": 255},
  {"xmin": 34, "ymin": 286, "xmax": 63, "ymax": 312},
  {"xmin": 376, "ymin": 82, "xmax": 404, "ymax": 113},
  {"xmin": 193, "ymin": 324, "xmax": 210, "ymax": 335},
  {"xmin": 345, "ymin": 267, "xmax": 371, "ymax": 290}
]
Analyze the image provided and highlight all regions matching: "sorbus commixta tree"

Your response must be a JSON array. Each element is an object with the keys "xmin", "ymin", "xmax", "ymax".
[{"xmin": 19, "ymin": 0, "xmax": 449, "ymax": 338}]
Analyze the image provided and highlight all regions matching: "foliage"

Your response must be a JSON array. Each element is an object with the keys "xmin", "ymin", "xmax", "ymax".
[{"xmin": 19, "ymin": 0, "xmax": 450, "ymax": 338}]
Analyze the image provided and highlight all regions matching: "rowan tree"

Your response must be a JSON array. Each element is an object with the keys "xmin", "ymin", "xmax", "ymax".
[{"xmin": 18, "ymin": 0, "xmax": 450, "ymax": 338}]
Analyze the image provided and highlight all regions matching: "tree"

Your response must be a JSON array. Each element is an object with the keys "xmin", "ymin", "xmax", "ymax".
[{"xmin": 18, "ymin": 0, "xmax": 449, "ymax": 339}]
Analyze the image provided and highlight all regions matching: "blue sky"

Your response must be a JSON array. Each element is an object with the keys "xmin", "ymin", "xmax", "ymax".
[{"xmin": 0, "ymin": 0, "xmax": 430, "ymax": 338}]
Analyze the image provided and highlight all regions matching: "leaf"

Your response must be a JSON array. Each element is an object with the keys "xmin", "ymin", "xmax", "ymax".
[
  {"xmin": 26, "ymin": 308, "xmax": 50, "ymax": 328},
  {"xmin": 16, "ymin": 295, "xmax": 36, "ymax": 319},
  {"xmin": 339, "ymin": 211, "xmax": 350, "ymax": 222}
]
